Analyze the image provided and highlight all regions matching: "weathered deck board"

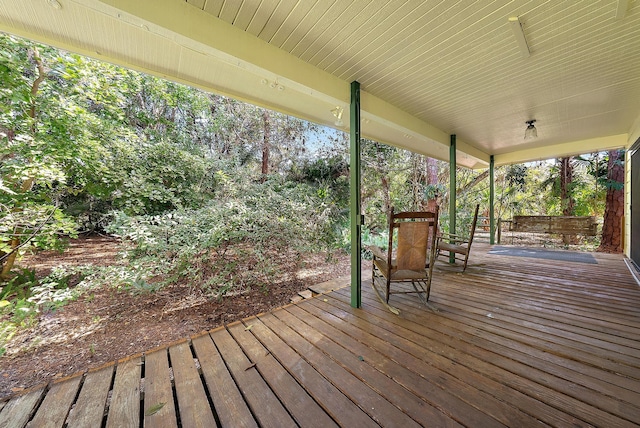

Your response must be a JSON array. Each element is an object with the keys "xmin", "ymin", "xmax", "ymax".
[
  {"xmin": 169, "ymin": 341, "xmax": 217, "ymax": 428},
  {"xmin": 66, "ymin": 365, "xmax": 114, "ymax": 428},
  {"xmin": 313, "ymin": 291, "xmax": 586, "ymax": 428},
  {"xmin": 0, "ymin": 387, "xmax": 44, "ymax": 428},
  {"xmin": 1, "ymin": 245, "xmax": 639, "ymax": 427},
  {"xmin": 191, "ymin": 333, "xmax": 257, "ymax": 428},
  {"xmin": 226, "ymin": 321, "xmax": 338, "ymax": 428},
  {"xmin": 28, "ymin": 375, "xmax": 82, "ymax": 427},
  {"xmin": 106, "ymin": 357, "xmax": 141, "ymax": 428},
  {"xmin": 210, "ymin": 328, "xmax": 296, "ymax": 427},
  {"xmin": 245, "ymin": 317, "xmax": 375, "ymax": 427},
  {"xmin": 142, "ymin": 349, "xmax": 177, "ymax": 428}
]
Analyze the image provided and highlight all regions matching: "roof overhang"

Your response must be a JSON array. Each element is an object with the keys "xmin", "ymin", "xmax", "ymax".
[{"xmin": 1, "ymin": 0, "xmax": 638, "ymax": 168}]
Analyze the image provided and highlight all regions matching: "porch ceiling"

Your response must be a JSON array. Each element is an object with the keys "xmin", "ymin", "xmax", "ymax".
[{"xmin": 1, "ymin": 0, "xmax": 639, "ymax": 167}]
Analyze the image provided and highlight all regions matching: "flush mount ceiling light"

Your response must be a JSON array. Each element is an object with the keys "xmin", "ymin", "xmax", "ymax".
[
  {"xmin": 616, "ymin": 0, "xmax": 630, "ymax": 19},
  {"xmin": 508, "ymin": 16, "xmax": 530, "ymax": 58},
  {"xmin": 331, "ymin": 106, "xmax": 344, "ymax": 126},
  {"xmin": 46, "ymin": 0, "xmax": 62, "ymax": 9},
  {"xmin": 524, "ymin": 120, "xmax": 537, "ymax": 139}
]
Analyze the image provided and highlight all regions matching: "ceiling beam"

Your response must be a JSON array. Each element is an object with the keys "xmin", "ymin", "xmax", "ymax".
[{"xmin": 493, "ymin": 134, "xmax": 628, "ymax": 166}]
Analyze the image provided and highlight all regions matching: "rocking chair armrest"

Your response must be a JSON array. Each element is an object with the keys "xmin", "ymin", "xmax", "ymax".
[{"xmin": 368, "ymin": 245, "xmax": 387, "ymax": 260}]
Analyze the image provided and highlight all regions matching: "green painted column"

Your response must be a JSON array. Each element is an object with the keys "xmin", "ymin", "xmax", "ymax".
[
  {"xmin": 489, "ymin": 155, "xmax": 495, "ymax": 244},
  {"xmin": 350, "ymin": 81, "xmax": 362, "ymax": 308},
  {"xmin": 449, "ymin": 134, "xmax": 456, "ymax": 264}
]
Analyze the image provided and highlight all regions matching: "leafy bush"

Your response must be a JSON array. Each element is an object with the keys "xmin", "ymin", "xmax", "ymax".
[
  {"xmin": 0, "ymin": 265, "xmax": 89, "ymax": 353},
  {"xmin": 106, "ymin": 177, "xmax": 341, "ymax": 297}
]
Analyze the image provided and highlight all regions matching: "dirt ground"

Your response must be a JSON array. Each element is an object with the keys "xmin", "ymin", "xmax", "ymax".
[{"xmin": 0, "ymin": 236, "xmax": 354, "ymax": 400}]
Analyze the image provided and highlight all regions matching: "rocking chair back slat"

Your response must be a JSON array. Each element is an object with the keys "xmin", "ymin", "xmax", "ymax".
[{"xmin": 397, "ymin": 222, "xmax": 429, "ymax": 271}]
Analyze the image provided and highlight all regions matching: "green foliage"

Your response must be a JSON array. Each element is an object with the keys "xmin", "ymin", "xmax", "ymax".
[{"xmin": 106, "ymin": 177, "xmax": 340, "ymax": 297}]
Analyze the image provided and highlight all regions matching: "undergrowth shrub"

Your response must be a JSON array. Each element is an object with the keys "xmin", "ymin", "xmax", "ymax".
[{"xmin": 106, "ymin": 177, "xmax": 341, "ymax": 298}]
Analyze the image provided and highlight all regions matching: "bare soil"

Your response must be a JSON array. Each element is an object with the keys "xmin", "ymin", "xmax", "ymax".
[{"xmin": 0, "ymin": 236, "xmax": 353, "ymax": 400}]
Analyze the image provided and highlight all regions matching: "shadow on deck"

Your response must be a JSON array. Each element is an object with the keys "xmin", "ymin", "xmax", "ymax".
[{"xmin": 1, "ymin": 245, "xmax": 639, "ymax": 427}]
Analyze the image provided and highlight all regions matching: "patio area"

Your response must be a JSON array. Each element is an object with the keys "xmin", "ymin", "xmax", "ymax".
[{"xmin": 1, "ymin": 244, "xmax": 639, "ymax": 427}]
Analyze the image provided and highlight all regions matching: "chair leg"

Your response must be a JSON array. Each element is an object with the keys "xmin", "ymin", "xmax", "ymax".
[{"xmin": 385, "ymin": 278, "xmax": 391, "ymax": 303}]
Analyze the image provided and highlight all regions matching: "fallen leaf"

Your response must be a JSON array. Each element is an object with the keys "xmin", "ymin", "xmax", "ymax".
[
  {"xmin": 11, "ymin": 387, "xmax": 24, "ymax": 392},
  {"xmin": 245, "ymin": 324, "xmax": 253, "ymax": 331},
  {"xmin": 0, "ymin": 300, "xmax": 10, "ymax": 308},
  {"xmin": 145, "ymin": 402, "xmax": 165, "ymax": 416}
]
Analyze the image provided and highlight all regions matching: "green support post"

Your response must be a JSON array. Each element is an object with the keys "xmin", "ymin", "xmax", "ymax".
[
  {"xmin": 489, "ymin": 155, "xmax": 495, "ymax": 244},
  {"xmin": 350, "ymin": 81, "xmax": 362, "ymax": 308},
  {"xmin": 449, "ymin": 135, "xmax": 456, "ymax": 264}
]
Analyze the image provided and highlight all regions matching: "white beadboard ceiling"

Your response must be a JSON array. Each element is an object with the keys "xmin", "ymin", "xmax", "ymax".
[{"xmin": 1, "ymin": 0, "xmax": 639, "ymax": 167}]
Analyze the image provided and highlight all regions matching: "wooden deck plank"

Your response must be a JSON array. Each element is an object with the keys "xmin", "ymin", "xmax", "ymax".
[
  {"xmin": 308, "ymin": 275, "xmax": 350, "ymax": 294},
  {"xmin": 442, "ymin": 275, "xmax": 640, "ymax": 339},
  {"xmin": 0, "ymin": 387, "xmax": 45, "ymax": 428},
  {"xmin": 333, "ymin": 282, "xmax": 640, "ymax": 427},
  {"xmin": 394, "ymin": 288, "xmax": 640, "ymax": 395},
  {"xmin": 433, "ymin": 284, "xmax": 640, "ymax": 361},
  {"xmin": 246, "ymin": 317, "xmax": 376, "ymax": 427},
  {"xmin": 260, "ymin": 311, "xmax": 423, "ymax": 428},
  {"xmin": 277, "ymin": 307, "xmax": 459, "ymax": 426},
  {"xmin": 305, "ymin": 296, "xmax": 581, "ymax": 426},
  {"xmin": 191, "ymin": 333, "xmax": 257, "ymax": 428},
  {"xmin": 66, "ymin": 365, "xmax": 114, "ymax": 428},
  {"xmin": 142, "ymin": 349, "xmax": 177, "ymax": 428},
  {"xmin": 106, "ymin": 357, "xmax": 141, "ymax": 428},
  {"xmin": 450, "ymin": 266, "xmax": 640, "ymax": 316},
  {"xmin": 432, "ymin": 293, "xmax": 640, "ymax": 375},
  {"xmin": 209, "ymin": 327, "xmax": 296, "ymax": 428},
  {"xmin": 28, "ymin": 375, "xmax": 82, "ymax": 428},
  {"xmin": 336, "ymin": 287, "xmax": 640, "ymax": 427},
  {"xmin": 168, "ymin": 341, "xmax": 217, "ymax": 428},
  {"xmin": 226, "ymin": 322, "xmax": 339, "ymax": 428},
  {"xmin": 282, "ymin": 304, "xmax": 468, "ymax": 427},
  {"xmin": 415, "ymin": 287, "xmax": 640, "ymax": 381},
  {"xmin": 389, "ymin": 292, "xmax": 640, "ymax": 425}
]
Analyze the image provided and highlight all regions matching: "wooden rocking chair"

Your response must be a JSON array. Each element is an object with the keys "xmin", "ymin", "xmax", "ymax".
[
  {"xmin": 436, "ymin": 204, "xmax": 480, "ymax": 272},
  {"xmin": 369, "ymin": 208, "xmax": 439, "ymax": 313}
]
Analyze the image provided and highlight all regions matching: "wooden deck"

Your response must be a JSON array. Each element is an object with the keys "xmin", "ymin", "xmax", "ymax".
[{"xmin": 1, "ymin": 245, "xmax": 639, "ymax": 427}]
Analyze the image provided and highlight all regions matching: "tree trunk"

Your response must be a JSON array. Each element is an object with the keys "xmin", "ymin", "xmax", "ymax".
[
  {"xmin": 598, "ymin": 150, "xmax": 624, "ymax": 253},
  {"xmin": 559, "ymin": 156, "xmax": 577, "ymax": 244},
  {"xmin": 425, "ymin": 157, "xmax": 438, "ymax": 212},
  {"xmin": 261, "ymin": 110, "xmax": 270, "ymax": 181},
  {"xmin": 559, "ymin": 157, "xmax": 575, "ymax": 216}
]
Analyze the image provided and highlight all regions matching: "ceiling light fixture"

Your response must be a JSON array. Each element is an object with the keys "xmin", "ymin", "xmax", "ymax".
[
  {"xmin": 524, "ymin": 120, "xmax": 537, "ymax": 139},
  {"xmin": 508, "ymin": 16, "xmax": 530, "ymax": 58},
  {"xmin": 615, "ymin": 0, "xmax": 629, "ymax": 19},
  {"xmin": 331, "ymin": 106, "xmax": 344, "ymax": 127},
  {"xmin": 46, "ymin": 0, "xmax": 62, "ymax": 9}
]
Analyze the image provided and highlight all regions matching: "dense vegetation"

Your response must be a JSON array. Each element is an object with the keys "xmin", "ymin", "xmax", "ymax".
[{"xmin": 0, "ymin": 34, "xmax": 624, "ymax": 351}]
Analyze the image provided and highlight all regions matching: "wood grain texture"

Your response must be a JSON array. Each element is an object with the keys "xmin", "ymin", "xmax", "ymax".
[
  {"xmin": 143, "ymin": 349, "xmax": 177, "ymax": 428},
  {"xmin": 66, "ymin": 366, "xmax": 114, "ymax": 428},
  {"xmin": 210, "ymin": 328, "xmax": 295, "ymax": 428},
  {"xmin": 106, "ymin": 357, "xmax": 141, "ymax": 428},
  {"xmin": 28, "ymin": 376, "xmax": 82, "ymax": 428},
  {"xmin": 0, "ymin": 388, "xmax": 45, "ymax": 428},
  {"xmin": 227, "ymin": 322, "xmax": 338, "ymax": 428},
  {"xmin": 168, "ymin": 342, "xmax": 217, "ymax": 428},
  {"xmin": 191, "ymin": 333, "xmax": 257, "ymax": 428}
]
